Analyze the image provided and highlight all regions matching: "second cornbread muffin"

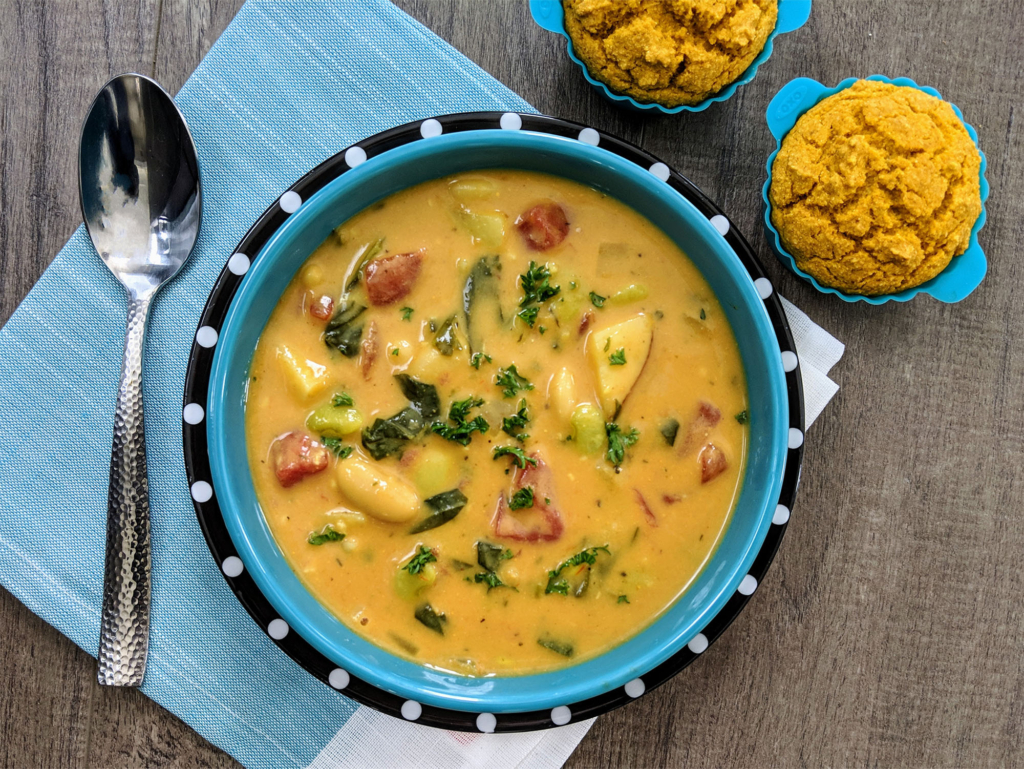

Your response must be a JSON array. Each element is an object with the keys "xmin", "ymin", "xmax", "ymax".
[
  {"xmin": 769, "ymin": 80, "xmax": 983, "ymax": 296},
  {"xmin": 562, "ymin": 0, "xmax": 778, "ymax": 107}
]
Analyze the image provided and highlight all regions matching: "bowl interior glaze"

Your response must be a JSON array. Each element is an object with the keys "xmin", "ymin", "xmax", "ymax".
[{"xmin": 208, "ymin": 129, "xmax": 788, "ymax": 712}]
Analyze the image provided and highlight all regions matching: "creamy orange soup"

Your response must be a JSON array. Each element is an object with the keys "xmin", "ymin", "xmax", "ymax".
[{"xmin": 245, "ymin": 171, "xmax": 748, "ymax": 676}]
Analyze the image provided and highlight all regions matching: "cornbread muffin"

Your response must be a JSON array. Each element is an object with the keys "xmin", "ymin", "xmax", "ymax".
[
  {"xmin": 769, "ymin": 80, "xmax": 983, "ymax": 295},
  {"xmin": 562, "ymin": 0, "xmax": 778, "ymax": 107}
]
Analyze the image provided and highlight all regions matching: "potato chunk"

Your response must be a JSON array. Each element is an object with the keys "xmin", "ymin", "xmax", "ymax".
[
  {"xmin": 336, "ymin": 455, "xmax": 420, "ymax": 523},
  {"xmin": 585, "ymin": 314, "xmax": 654, "ymax": 415},
  {"xmin": 277, "ymin": 345, "xmax": 329, "ymax": 401}
]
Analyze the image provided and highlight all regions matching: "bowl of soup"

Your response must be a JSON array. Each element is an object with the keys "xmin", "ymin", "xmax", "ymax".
[{"xmin": 203, "ymin": 120, "xmax": 791, "ymax": 718}]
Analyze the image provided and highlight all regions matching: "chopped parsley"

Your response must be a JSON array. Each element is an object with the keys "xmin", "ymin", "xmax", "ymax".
[
  {"xmin": 605, "ymin": 422, "xmax": 640, "ymax": 467},
  {"xmin": 608, "ymin": 347, "xmax": 626, "ymax": 366},
  {"xmin": 321, "ymin": 437, "xmax": 353, "ymax": 459},
  {"xmin": 332, "ymin": 392, "xmax": 354, "ymax": 407},
  {"xmin": 735, "ymin": 410, "xmax": 750, "ymax": 425},
  {"xmin": 508, "ymin": 486, "xmax": 534, "ymax": 511},
  {"xmin": 473, "ymin": 571, "xmax": 513, "ymax": 591},
  {"xmin": 617, "ymin": 595, "xmax": 630, "ymax": 604},
  {"xmin": 537, "ymin": 637, "xmax": 574, "ymax": 657},
  {"xmin": 430, "ymin": 397, "xmax": 489, "ymax": 446},
  {"xmin": 589, "ymin": 291, "xmax": 606, "ymax": 308},
  {"xmin": 400, "ymin": 306, "xmax": 414, "ymax": 321},
  {"xmin": 501, "ymin": 399, "xmax": 530, "ymax": 441},
  {"xmin": 307, "ymin": 525, "xmax": 345, "ymax": 546},
  {"xmin": 516, "ymin": 306, "xmax": 539, "ymax": 327},
  {"xmin": 402, "ymin": 545, "xmax": 437, "ymax": 575},
  {"xmin": 495, "ymin": 365, "xmax": 534, "ymax": 398},
  {"xmin": 470, "ymin": 352, "xmax": 492, "ymax": 370},
  {"xmin": 492, "ymin": 445, "xmax": 538, "ymax": 469},
  {"xmin": 391, "ymin": 348, "xmax": 399, "ymax": 356},
  {"xmin": 516, "ymin": 261, "xmax": 560, "ymax": 327},
  {"xmin": 659, "ymin": 418, "xmax": 680, "ymax": 447},
  {"xmin": 545, "ymin": 545, "xmax": 610, "ymax": 595}
]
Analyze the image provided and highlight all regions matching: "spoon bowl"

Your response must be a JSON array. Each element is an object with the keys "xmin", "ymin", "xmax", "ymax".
[{"xmin": 79, "ymin": 73, "xmax": 201, "ymax": 686}]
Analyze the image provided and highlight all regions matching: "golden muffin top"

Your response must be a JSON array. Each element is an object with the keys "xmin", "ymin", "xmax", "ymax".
[
  {"xmin": 562, "ymin": 0, "xmax": 778, "ymax": 107},
  {"xmin": 769, "ymin": 80, "xmax": 983, "ymax": 296}
]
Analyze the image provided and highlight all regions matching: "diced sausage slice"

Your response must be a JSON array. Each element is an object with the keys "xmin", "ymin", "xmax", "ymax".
[
  {"xmin": 680, "ymin": 400, "xmax": 722, "ymax": 453},
  {"xmin": 578, "ymin": 310, "xmax": 594, "ymax": 336},
  {"xmin": 360, "ymin": 321, "xmax": 379, "ymax": 380},
  {"xmin": 516, "ymin": 203, "xmax": 570, "ymax": 251},
  {"xmin": 364, "ymin": 251, "xmax": 422, "ymax": 305},
  {"xmin": 492, "ymin": 456, "xmax": 565, "ymax": 542},
  {"xmin": 309, "ymin": 293, "xmax": 334, "ymax": 320},
  {"xmin": 699, "ymin": 442, "xmax": 728, "ymax": 484},
  {"xmin": 272, "ymin": 432, "xmax": 329, "ymax": 488}
]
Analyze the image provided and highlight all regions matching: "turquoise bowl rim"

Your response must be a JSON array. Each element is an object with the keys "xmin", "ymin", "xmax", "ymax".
[
  {"xmin": 207, "ymin": 128, "xmax": 789, "ymax": 713},
  {"xmin": 762, "ymin": 75, "xmax": 990, "ymax": 304},
  {"xmin": 528, "ymin": 0, "xmax": 812, "ymax": 114}
]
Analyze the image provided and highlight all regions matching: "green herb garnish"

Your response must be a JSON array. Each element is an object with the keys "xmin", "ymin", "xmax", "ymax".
[
  {"xmin": 403, "ymin": 546, "xmax": 437, "ymax": 575},
  {"xmin": 700, "ymin": 307, "xmax": 706, "ymax": 320},
  {"xmin": 508, "ymin": 486, "xmax": 534, "ymax": 511},
  {"xmin": 492, "ymin": 445, "xmax": 538, "ymax": 469},
  {"xmin": 605, "ymin": 423, "xmax": 640, "ymax": 467},
  {"xmin": 414, "ymin": 603, "xmax": 446, "ymax": 635},
  {"xmin": 473, "ymin": 571, "xmax": 514, "ymax": 591},
  {"xmin": 477, "ymin": 541, "xmax": 514, "ymax": 573},
  {"xmin": 433, "ymin": 314, "xmax": 463, "ymax": 356},
  {"xmin": 430, "ymin": 397, "xmax": 489, "ymax": 446},
  {"xmin": 515, "ymin": 261, "xmax": 560, "ymax": 328},
  {"xmin": 589, "ymin": 291, "xmax": 606, "ymax": 308},
  {"xmin": 501, "ymin": 399, "xmax": 530, "ymax": 441},
  {"xmin": 323, "ymin": 301, "xmax": 367, "ymax": 357},
  {"xmin": 400, "ymin": 306, "xmax": 414, "ymax": 321},
  {"xmin": 394, "ymin": 373, "xmax": 441, "ymax": 420},
  {"xmin": 409, "ymin": 488, "xmax": 468, "ymax": 534},
  {"xmin": 470, "ymin": 352, "xmax": 492, "ymax": 369},
  {"xmin": 332, "ymin": 392, "xmax": 354, "ymax": 407},
  {"xmin": 321, "ymin": 437, "xmax": 353, "ymax": 458},
  {"xmin": 361, "ymin": 407, "xmax": 423, "ymax": 460},
  {"xmin": 735, "ymin": 410, "xmax": 750, "ymax": 425},
  {"xmin": 516, "ymin": 306, "xmax": 539, "ymax": 327},
  {"xmin": 608, "ymin": 347, "xmax": 626, "ymax": 366},
  {"xmin": 618, "ymin": 595, "xmax": 630, "ymax": 604},
  {"xmin": 307, "ymin": 525, "xmax": 345, "ymax": 546},
  {"xmin": 537, "ymin": 637, "xmax": 574, "ymax": 658},
  {"xmin": 495, "ymin": 365, "xmax": 534, "ymax": 398},
  {"xmin": 659, "ymin": 418, "xmax": 680, "ymax": 447},
  {"xmin": 545, "ymin": 545, "xmax": 610, "ymax": 595}
]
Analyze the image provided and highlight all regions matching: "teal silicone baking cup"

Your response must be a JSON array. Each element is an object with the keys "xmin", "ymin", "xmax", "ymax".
[
  {"xmin": 529, "ymin": 0, "xmax": 812, "ymax": 114},
  {"xmin": 763, "ymin": 75, "xmax": 990, "ymax": 304}
]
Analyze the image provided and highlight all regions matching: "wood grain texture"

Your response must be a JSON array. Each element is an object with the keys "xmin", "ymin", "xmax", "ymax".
[{"xmin": 0, "ymin": 0, "xmax": 1022, "ymax": 767}]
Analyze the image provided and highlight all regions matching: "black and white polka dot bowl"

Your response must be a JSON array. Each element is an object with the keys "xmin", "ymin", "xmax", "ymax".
[{"xmin": 184, "ymin": 112, "xmax": 804, "ymax": 732}]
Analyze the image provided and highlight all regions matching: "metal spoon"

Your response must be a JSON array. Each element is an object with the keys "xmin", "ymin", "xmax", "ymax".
[{"xmin": 79, "ymin": 73, "xmax": 202, "ymax": 686}]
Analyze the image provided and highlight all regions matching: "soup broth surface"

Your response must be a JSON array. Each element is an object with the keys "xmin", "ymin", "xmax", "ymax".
[{"xmin": 245, "ymin": 170, "xmax": 748, "ymax": 676}]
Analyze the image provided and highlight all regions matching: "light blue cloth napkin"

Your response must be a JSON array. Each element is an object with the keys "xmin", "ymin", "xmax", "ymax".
[{"xmin": 0, "ymin": 2, "xmax": 536, "ymax": 766}]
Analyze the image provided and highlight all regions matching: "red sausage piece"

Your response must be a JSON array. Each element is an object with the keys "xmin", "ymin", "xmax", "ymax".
[
  {"xmin": 272, "ymin": 432, "xmax": 329, "ymax": 488},
  {"xmin": 516, "ymin": 203, "xmax": 569, "ymax": 251},
  {"xmin": 364, "ymin": 251, "xmax": 423, "ymax": 305}
]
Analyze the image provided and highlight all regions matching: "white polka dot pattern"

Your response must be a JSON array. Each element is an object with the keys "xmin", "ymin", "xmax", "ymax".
[
  {"xmin": 773, "ymin": 504, "xmax": 791, "ymax": 525},
  {"xmin": 738, "ymin": 574, "xmax": 758, "ymax": 596},
  {"xmin": 328, "ymin": 668, "xmax": 350, "ymax": 690},
  {"xmin": 182, "ymin": 403, "xmax": 204, "ymax": 425},
  {"xmin": 195, "ymin": 326, "xmax": 218, "ymax": 348},
  {"xmin": 781, "ymin": 350, "xmax": 798, "ymax": 372},
  {"xmin": 648, "ymin": 162, "xmax": 670, "ymax": 181},
  {"xmin": 476, "ymin": 712, "xmax": 497, "ymax": 733},
  {"xmin": 551, "ymin": 705, "xmax": 572, "ymax": 725},
  {"xmin": 577, "ymin": 127, "xmax": 600, "ymax": 146},
  {"xmin": 279, "ymin": 190, "xmax": 302, "ymax": 213},
  {"xmin": 345, "ymin": 146, "xmax": 367, "ymax": 167},
  {"xmin": 221, "ymin": 556, "xmax": 244, "ymax": 577},
  {"xmin": 420, "ymin": 119, "xmax": 442, "ymax": 138},
  {"xmin": 499, "ymin": 112, "xmax": 522, "ymax": 131},
  {"xmin": 710, "ymin": 215, "xmax": 731, "ymax": 236},
  {"xmin": 624, "ymin": 678, "xmax": 645, "ymax": 698},
  {"xmin": 227, "ymin": 253, "xmax": 250, "ymax": 275},
  {"xmin": 789, "ymin": 428, "xmax": 804, "ymax": 449},
  {"xmin": 268, "ymin": 619, "xmax": 289, "ymax": 640},
  {"xmin": 190, "ymin": 481, "xmax": 213, "ymax": 503},
  {"xmin": 754, "ymin": 277, "xmax": 774, "ymax": 299},
  {"xmin": 401, "ymin": 700, "xmax": 422, "ymax": 721},
  {"xmin": 687, "ymin": 632, "xmax": 709, "ymax": 654}
]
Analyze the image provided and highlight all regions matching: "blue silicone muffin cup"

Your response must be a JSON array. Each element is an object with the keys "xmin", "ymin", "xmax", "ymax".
[
  {"xmin": 763, "ymin": 75, "xmax": 990, "ymax": 304},
  {"xmin": 206, "ymin": 128, "xmax": 790, "ymax": 713},
  {"xmin": 529, "ymin": 0, "xmax": 811, "ymax": 114}
]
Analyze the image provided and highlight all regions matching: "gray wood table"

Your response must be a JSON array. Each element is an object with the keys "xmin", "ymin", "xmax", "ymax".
[{"xmin": 2, "ymin": 1, "xmax": 1022, "ymax": 766}]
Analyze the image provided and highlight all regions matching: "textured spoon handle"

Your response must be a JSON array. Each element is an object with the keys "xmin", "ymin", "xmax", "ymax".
[{"xmin": 97, "ymin": 294, "xmax": 153, "ymax": 686}]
